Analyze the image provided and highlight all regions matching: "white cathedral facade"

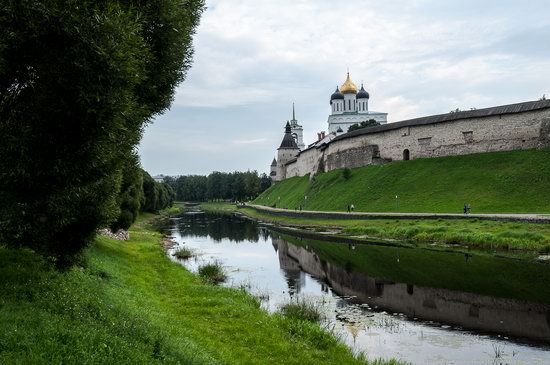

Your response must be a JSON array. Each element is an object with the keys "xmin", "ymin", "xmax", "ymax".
[
  {"xmin": 270, "ymin": 73, "xmax": 388, "ymax": 181},
  {"xmin": 327, "ymin": 72, "xmax": 387, "ymax": 134}
]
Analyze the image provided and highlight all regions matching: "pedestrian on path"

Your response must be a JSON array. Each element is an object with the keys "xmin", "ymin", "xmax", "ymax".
[
  {"xmin": 351, "ymin": 204, "xmax": 355, "ymax": 212},
  {"xmin": 347, "ymin": 205, "xmax": 350, "ymax": 213}
]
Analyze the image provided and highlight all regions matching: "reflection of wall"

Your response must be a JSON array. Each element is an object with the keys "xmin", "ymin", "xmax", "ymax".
[
  {"xmin": 276, "ymin": 239, "xmax": 550, "ymax": 342},
  {"xmin": 273, "ymin": 238, "xmax": 305, "ymax": 294}
]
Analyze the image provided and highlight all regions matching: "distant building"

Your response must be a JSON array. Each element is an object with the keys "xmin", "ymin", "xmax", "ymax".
[
  {"xmin": 272, "ymin": 122, "xmax": 300, "ymax": 182},
  {"xmin": 269, "ymin": 72, "xmax": 550, "ymax": 181},
  {"xmin": 268, "ymin": 72, "xmax": 387, "ymax": 180},
  {"xmin": 328, "ymin": 73, "xmax": 388, "ymax": 135},
  {"xmin": 153, "ymin": 175, "xmax": 165, "ymax": 183}
]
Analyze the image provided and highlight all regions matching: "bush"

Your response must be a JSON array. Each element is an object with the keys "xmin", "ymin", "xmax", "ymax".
[{"xmin": 342, "ymin": 168, "xmax": 351, "ymax": 180}]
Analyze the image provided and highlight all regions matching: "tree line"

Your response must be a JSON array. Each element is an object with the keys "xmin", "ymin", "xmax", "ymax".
[
  {"xmin": 109, "ymin": 156, "xmax": 175, "ymax": 232},
  {"xmin": 163, "ymin": 171, "xmax": 272, "ymax": 202},
  {"xmin": 0, "ymin": 1, "xmax": 204, "ymax": 264}
]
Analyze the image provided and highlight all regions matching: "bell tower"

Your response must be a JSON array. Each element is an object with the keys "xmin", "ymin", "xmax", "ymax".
[{"xmin": 289, "ymin": 103, "xmax": 305, "ymax": 150}]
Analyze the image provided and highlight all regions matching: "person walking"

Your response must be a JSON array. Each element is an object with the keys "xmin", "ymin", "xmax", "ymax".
[{"xmin": 350, "ymin": 204, "xmax": 355, "ymax": 212}]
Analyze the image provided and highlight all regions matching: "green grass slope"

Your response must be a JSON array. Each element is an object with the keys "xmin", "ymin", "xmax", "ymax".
[
  {"xmin": 0, "ymin": 215, "xmax": 399, "ymax": 365},
  {"xmin": 255, "ymin": 148, "xmax": 550, "ymax": 213}
]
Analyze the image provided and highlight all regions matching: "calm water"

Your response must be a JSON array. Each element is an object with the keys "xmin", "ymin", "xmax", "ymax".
[{"xmin": 168, "ymin": 211, "xmax": 550, "ymax": 364}]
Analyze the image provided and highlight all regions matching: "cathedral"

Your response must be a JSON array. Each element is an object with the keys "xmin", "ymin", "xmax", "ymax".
[
  {"xmin": 270, "ymin": 73, "xmax": 388, "ymax": 180},
  {"xmin": 328, "ymin": 72, "xmax": 387, "ymax": 134}
]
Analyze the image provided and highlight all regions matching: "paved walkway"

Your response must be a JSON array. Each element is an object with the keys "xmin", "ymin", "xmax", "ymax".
[{"xmin": 245, "ymin": 204, "xmax": 550, "ymax": 223}]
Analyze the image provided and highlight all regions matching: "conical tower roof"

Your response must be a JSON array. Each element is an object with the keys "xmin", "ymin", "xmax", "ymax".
[{"xmin": 279, "ymin": 121, "xmax": 299, "ymax": 149}]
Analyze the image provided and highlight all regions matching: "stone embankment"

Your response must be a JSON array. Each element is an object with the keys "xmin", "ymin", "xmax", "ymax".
[
  {"xmin": 98, "ymin": 228, "xmax": 130, "ymax": 241},
  {"xmin": 245, "ymin": 204, "xmax": 550, "ymax": 223}
]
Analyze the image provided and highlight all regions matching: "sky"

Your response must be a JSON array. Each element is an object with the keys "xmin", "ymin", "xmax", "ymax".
[{"xmin": 138, "ymin": 0, "xmax": 550, "ymax": 176}]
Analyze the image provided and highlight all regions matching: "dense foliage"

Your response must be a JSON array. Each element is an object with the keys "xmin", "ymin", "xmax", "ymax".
[
  {"xmin": 141, "ymin": 170, "xmax": 175, "ymax": 213},
  {"xmin": 110, "ymin": 154, "xmax": 143, "ymax": 231},
  {"xmin": 0, "ymin": 0, "xmax": 203, "ymax": 261},
  {"xmin": 347, "ymin": 119, "xmax": 380, "ymax": 132},
  {"xmin": 165, "ymin": 171, "xmax": 271, "ymax": 202}
]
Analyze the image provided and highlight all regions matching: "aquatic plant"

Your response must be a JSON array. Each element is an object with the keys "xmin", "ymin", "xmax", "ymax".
[
  {"xmin": 278, "ymin": 297, "xmax": 324, "ymax": 323},
  {"xmin": 198, "ymin": 261, "xmax": 227, "ymax": 284},
  {"xmin": 173, "ymin": 247, "xmax": 194, "ymax": 260}
]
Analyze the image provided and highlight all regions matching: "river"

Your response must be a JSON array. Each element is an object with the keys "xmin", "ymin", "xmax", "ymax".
[{"xmin": 167, "ymin": 210, "xmax": 550, "ymax": 364}]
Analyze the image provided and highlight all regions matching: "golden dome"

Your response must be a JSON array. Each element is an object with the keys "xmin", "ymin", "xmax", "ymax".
[{"xmin": 340, "ymin": 72, "xmax": 358, "ymax": 94}]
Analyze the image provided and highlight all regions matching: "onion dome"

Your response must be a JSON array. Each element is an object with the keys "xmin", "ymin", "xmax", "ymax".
[
  {"xmin": 330, "ymin": 86, "xmax": 344, "ymax": 101},
  {"xmin": 340, "ymin": 72, "xmax": 357, "ymax": 94},
  {"xmin": 279, "ymin": 122, "xmax": 299, "ymax": 149},
  {"xmin": 357, "ymin": 83, "xmax": 370, "ymax": 99}
]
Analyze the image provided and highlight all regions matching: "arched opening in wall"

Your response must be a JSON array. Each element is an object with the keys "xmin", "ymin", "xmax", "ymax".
[{"xmin": 403, "ymin": 149, "xmax": 410, "ymax": 161}]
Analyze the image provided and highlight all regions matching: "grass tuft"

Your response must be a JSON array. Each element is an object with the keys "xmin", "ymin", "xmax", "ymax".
[
  {"xmin": 173, "ymin": 247, "xmax": 194, "ymax": 260},
  {"xmin": 198, "ymin": 261, "xmax": 227, "ymax": 284},
  {"xmin": 278, "ymin": 297, "xmax": 324, "ymax": 323}
]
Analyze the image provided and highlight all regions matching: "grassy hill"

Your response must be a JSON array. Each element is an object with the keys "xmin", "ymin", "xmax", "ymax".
[{"xmin": 254, "ymin": 148, "xmax": 550, "ymax": 214}]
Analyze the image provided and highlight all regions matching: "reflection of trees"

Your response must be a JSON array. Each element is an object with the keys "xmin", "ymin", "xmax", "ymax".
[{"xmin": 176, "ymin": 212, "xmax": 267, "ymax": 243}]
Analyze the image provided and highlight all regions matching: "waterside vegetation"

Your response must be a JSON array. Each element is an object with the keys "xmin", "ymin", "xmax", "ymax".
[
  {"xmin": 0, "ymin": 213, "xmax": 401, "ymax": 365},
  {"xmin": 199, "ymin": 202, "xmax": 550, "ymax": 256}
]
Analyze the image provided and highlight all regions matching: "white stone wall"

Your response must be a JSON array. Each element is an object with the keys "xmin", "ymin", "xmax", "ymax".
[
  {"xmin": 327, "ymin": 112, "xmax": 388, "ymax": 134},
  {"xmin": 285, "ymin": 147, "xmax": 321, "ymax": 178},
  {"xmin": 281, "ymin": 108, "xmax": 550, "ymax": 180}
]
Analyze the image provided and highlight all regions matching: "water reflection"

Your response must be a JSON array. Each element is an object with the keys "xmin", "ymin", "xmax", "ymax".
[
  {"xmin": 170, "ymin": 211, "xmax": 550, "ymax": 364},
  {"xmin": 274, "ymin": 237, "xmax": 550, "ymax": 342},
  {"xmin": 177, "ymin": 211, "xmax": 266, "ymax": 243}
]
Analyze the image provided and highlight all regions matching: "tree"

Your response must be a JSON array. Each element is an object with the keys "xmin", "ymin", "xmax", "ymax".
[
  {"xmin": 110, "ymin": 153, "xmax": 143, "ymax": 231},
  {"xmin": 347, "ymin": 119, "xmax": 380, "ymax": 132},
  {"xmin": 259, "ymin": 173, "xmax": 272, "ymax": 192},
  {"xmin": 0, "ymin": 1, "xmax": 204, "ymax": 262},
  {"xmin": 141, "ymin": 170, "xmax": 174, "ymax": 213}
]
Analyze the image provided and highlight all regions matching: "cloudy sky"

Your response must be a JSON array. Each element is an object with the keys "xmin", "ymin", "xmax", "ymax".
[{"xmin": 139, "ymin": 0, "xmax": 550, "ymax": 176}]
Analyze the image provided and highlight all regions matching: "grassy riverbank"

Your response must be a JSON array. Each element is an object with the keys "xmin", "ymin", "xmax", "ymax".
[
  {"xmin": 254, "ymin": 148, "xmax": 550, "ymax": 214},
  {"xmin": 0, "ymin": 214, "xmax": 402, "ymax": 364},
  {"xmin": 200, "ymin": 202, "xmax": 550, "ymax": 255}
]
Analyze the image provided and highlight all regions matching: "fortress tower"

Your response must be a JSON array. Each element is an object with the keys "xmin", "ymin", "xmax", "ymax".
[
  {"xmin": 327, "ymin": 72, "xmax": 388, "ymax": 134},
  {"xmin": 274, "ymin": 121, "xmax": 300, "ymax": 182}
]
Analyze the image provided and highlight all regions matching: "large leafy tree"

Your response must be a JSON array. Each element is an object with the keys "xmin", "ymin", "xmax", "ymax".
[{"xmin": 0, "ymin": 0, "xmax": 204, "ymax": 262}]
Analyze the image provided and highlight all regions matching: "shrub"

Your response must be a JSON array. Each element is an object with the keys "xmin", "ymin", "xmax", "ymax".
[
  {"xmin": 342, "ymin": 168, "xmax": 351, "ymax": 180},
  {"xmin": 173, "ymin": 247, "xmax": 194, "ymax": 260},
  {"xmin": 278, "ymin": 297, "xmax": 324, "ymax": 323},
  {"xmin": 198, "ymin": 261, "xmax": 226, "ymax": 284}
]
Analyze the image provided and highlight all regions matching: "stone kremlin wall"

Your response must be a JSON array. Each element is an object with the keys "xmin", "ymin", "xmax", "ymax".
[{"xmin": 281, "ymin": 100, "xmax": 550, "ymax": 180}]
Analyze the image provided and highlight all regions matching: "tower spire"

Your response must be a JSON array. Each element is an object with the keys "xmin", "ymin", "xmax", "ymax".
[{"xmin": 292, "ymin": 103, "xmax": 296, "ymax": 121}]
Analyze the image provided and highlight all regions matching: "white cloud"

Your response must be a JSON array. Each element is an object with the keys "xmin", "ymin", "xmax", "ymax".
[{"xmin": 232, "ymin": 138, "xmax": 271, "ymax": 145}]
